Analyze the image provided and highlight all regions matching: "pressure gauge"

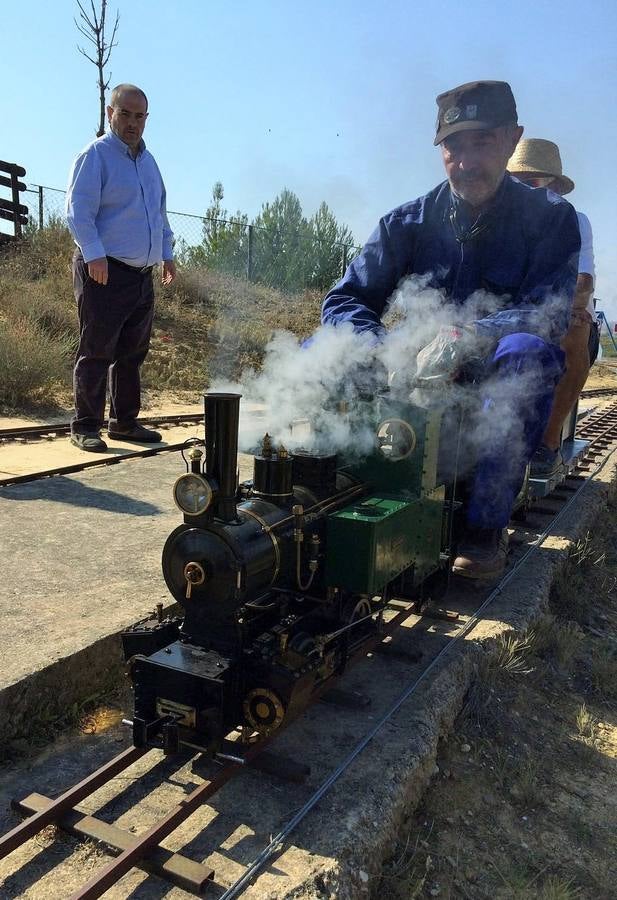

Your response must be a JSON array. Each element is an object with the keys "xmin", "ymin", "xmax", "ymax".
[{"xmin": 173, "ymin": 473, "xmax": 213, "ymax": 516}]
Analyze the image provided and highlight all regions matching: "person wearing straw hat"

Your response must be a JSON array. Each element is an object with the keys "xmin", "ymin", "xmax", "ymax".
[
  {"xmin": 322, "ymin": 81, "xmax": 581, "ymax": 580},
  {"xmin": 508, "ymin": 138, "xmax": 597, "ymax": 476}
]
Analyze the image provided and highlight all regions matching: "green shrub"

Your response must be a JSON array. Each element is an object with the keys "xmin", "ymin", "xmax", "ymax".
[{"xmin": 0, "ymin": 316, "xmax": 72, "ymax": 407}]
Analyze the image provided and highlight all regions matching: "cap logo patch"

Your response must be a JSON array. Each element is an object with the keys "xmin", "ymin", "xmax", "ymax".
[
  {"xmin": 466, "ymin": 104, "xmax": 477, "ymax": 119},
  {"xmin": 443, "ymin": 106, "xmax": 461, "ymax": 124}
]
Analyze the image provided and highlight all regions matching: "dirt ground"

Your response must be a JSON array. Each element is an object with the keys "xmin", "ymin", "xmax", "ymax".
[
  {"xmin": 376, "ymin": 486, "xmax": 617, "ymax": 899},
  {"xmin": 585, "ymin": 359, "xmax": 617, "ymax": 389}
]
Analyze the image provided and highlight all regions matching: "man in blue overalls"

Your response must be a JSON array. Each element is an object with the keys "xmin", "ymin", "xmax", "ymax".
[{"xmin": 322, "ymin": 81, "xmax": 580, "ymax": 579}]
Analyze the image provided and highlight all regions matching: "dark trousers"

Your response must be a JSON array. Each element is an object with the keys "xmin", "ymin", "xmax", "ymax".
[
  {"xmin": 467, "ymin": 333, "xmax": 565, "ymax": 529},
  {"xmin": 71, "ymin": 252, "xmax": 155, "ymax": 434}
]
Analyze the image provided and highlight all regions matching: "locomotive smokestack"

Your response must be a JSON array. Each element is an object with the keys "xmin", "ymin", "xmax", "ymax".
[{"xmin": 204, "ymin": 391, "xmax": 241, "ymax": 522}]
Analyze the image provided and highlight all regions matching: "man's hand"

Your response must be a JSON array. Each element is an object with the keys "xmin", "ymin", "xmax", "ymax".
[
  {"xmin": 87, "ymin": 257, "xmax": 108, "ymax": 285},
  {"xmin": 161, "ymin": 260, "xmax": 177, "ymax": 285},
  {"xmin": 415, "ymin": 325, "xmax": 480, "ymax": 384}
]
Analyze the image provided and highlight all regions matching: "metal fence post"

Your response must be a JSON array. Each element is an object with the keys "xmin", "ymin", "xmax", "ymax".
[
  {"xmin": 38, "ymin": 185, "xmax": 44, "ymax": 230},
  {"xmin": 341, "ymin": 244, "xmax": 348, "ymax": 279},
  {"xmin": 247, "ymin": 224, "xmax": 254, "ymax": 281}
]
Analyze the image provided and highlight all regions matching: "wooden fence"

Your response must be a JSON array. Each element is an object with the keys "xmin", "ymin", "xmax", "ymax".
[{"xmin": 0, "ymin": 160, "xmax": 28, "ymax": 244}]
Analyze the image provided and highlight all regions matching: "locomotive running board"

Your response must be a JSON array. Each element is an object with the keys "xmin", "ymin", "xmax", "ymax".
[{"xmin": 13, "ymin": 793, "xmax": 215, "ymax": 895}]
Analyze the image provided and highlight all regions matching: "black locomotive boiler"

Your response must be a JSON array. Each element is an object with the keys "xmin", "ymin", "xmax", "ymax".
[{"xmin": 122, "ymin": 390, "xmax": 455, "ymax": 755}]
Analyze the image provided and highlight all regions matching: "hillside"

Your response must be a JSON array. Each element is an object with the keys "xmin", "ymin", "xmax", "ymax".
[
  {"xmin": 1, "ymin": 226, "xmax": 615, "ymax": 416},
  {"xmin": 0, "ymin": 225, "xmax": 322, "ymax": 412}
]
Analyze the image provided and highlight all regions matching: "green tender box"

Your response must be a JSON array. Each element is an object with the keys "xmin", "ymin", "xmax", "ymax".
[{"xmin": 325, "ymin": 489, "xmax": 444, "ymax": 594}]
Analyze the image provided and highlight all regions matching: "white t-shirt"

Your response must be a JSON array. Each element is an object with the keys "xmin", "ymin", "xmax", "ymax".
[{"xmin": 575, "ymin": 210, "xmax": 596, "ymax": 319}]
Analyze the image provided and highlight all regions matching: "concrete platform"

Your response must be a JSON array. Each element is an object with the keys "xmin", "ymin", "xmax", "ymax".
[{"xmin": 0, "ymin": 441, "xmax": 256, "ymax": 751}]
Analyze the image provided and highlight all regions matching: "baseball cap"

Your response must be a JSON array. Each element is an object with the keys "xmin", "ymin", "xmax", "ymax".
[{"xmin": 434, "ymin": 80, "xmax": 518, "ymax": 146}]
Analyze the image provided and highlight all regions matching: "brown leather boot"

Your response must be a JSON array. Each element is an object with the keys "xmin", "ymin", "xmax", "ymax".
[{"xmin": 452, "ymin": 527, "xmax": 509, "ymax": 580}]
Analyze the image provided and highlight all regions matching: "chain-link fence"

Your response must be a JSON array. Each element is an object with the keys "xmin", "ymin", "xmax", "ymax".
[{"xmin": 24, "ymin": 183, "xmax": 361, "ymax": 292}]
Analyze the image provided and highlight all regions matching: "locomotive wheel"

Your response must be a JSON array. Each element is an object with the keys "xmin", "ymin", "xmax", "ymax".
[
  {"xmin": 243, "ymin": 688, "xmax": 285, "ymax": 735},
  {"xmin": 288, "ymin": 631, "xmax": 318, "ymax": 657},
  {"xmin": 342, "ymin": 597, "xmax": 372, "ymax": 624}
]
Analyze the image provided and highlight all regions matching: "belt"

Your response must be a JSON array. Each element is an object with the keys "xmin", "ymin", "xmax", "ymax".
[{"xmin": 107, "ymin": 256, "xmax": 154, "ymax": 275}]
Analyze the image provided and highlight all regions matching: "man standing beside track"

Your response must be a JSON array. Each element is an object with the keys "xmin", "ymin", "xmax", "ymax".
[
  {"xmin": 66, "ymin": 83, "xmax": 176, "ymax": 453},
  {"xmin": 321, "ymin": 81, "xmax": 580, "ymax": 580}
]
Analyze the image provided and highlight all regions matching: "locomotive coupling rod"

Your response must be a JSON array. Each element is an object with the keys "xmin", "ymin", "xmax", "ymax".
[
  {"xmin": 2, "ymin": 745, "xmax": 147, "ymax": 860},
  {"xmin": 216, "ymin": 752, "xmax": 246, "ymax": 764}
]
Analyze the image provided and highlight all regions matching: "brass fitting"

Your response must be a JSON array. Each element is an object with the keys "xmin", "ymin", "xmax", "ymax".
[{"xmin": 261, "ymin": 433, "xmax": 273, "ymax": 458}]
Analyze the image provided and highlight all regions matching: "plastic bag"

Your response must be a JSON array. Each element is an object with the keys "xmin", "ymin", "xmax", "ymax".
[{"xmin": 415, "ymin": 325, "xmax": 480, "ymax": 383}]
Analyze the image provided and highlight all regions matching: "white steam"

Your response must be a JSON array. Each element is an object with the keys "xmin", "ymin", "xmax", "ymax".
[{"xmin": 210, "ymin": 274, "xmax": 568, "ymax": 475}]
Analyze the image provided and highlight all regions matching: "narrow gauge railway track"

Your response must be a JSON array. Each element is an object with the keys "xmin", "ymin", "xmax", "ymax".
[
  {"xmin": 2, "ymin": 400, "xmax": 617, "ymax": 899},
  {"xmin": 0, "ymin": 414, "xmax": 207, "ymax": 488},
  {"xmin": 580, "ymin": 385, "xmax": 617, "ymax": 399},
  {"xmin": 0, "ymin": 601, "xmax": 421, "ymax": 899},
  {"xmin": 0, "ymin": 439, "xmax": 203, "ymax": 488},
  {"xmin": 0, "ymin": 413, "xmax": 204, "ymax": 444}
]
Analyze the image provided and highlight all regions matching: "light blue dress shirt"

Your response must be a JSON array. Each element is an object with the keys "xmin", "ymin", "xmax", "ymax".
[{"xmin": 65, "ymin": 130, "xmax": 174, "ymax": 267}]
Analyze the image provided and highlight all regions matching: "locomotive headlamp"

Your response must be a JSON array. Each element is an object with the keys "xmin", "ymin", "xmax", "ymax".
[{"xmin": 173, "ymin": 473, "xmax": 213, "ymax": 516}]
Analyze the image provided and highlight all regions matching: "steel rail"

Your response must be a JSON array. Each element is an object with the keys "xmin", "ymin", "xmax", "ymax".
[
  {"xmin": 217, "ymin": 426, "xmax": 617, "ymax": 900},
  {"xmin": 0, "ymin": 745, "xmax": 147, "ymax": 860},
  {"xmin": 65, "ymin": 600, "xmax": 418, "ymax": 899},
  {"xmin": 0, "ymin": 413, "xmax": 204, "ymax": 443},
  {"xmin": 580, "ymin": 386, "xmax": 617, "ymax": 399},
  {"xmin": 70, "ymin": 758, "xmax": 241, "ymax": 900},
  {"xmin": 0, "ymin": 440, "xmax": 202, "ymax": 487}
]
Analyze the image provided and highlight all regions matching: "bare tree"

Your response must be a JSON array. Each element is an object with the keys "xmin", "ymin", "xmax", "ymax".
[{"xmin": 75, "ymin": 0, "xmax": 120, "ymax": 136}]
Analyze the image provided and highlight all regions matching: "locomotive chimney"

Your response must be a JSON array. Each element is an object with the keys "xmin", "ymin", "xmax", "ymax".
[{"xmin": 204, "ymin": 391, "xmax": 241, "ymax": 522}]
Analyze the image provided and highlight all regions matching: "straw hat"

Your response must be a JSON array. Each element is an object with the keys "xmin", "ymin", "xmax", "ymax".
[{"xmin": 508, "ymin": 138, "xmax": 574, "ymax": 194}]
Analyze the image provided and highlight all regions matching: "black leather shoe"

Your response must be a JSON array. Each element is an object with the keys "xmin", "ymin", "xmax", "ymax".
[
  {"xmin": 71, "ymin": 432, "xmax": 108, "ymax": 453},
  {"xmin": 107, "ymin": 424, "xmax": 162, "ymax": 443},
  {"xmin": 452, "ymin": 527, "xmax": 509, "ymax": 580}
]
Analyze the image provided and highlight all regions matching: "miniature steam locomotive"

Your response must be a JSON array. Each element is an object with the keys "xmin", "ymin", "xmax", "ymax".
[{"xmin": 121, "ymin": 389, "xmax": 456, "ymax": 755}]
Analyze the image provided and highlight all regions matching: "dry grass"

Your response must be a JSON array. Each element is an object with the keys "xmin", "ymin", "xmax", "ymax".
[
  {"xmin": 589, "ymin": 642, "xmax": 617, "ymax": 699},
  {"xmin": 0, "ymin": 224, "xmax": 323, "ymax": 410},
  {"xmin": 377, "ymin": 473, "xmax": 617, "ymax": 900},
  {"xmin": 0, "ymin": 316, "xmax": 73, "ymax": 407},
  {"xmin": 529, "ymin": 614, "xmax": 584, "ymax": 670},
  {"xmin": 464, "ymin": 631, "xmax": 535, "ymax": 731}
]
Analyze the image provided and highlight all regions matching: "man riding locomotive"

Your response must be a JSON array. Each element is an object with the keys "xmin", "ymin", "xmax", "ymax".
[{"xmin": 321, "ymin": 80, "xmax": 580, "ymax": 580}]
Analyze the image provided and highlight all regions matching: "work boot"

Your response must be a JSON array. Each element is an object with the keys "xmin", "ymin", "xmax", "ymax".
[
  {"xmin": 70, "ymin": 431, "xmax": 108, "ymax": 453},
  {"xmin": 107, "ymin": 423, "xmax": 162, "ymax": 443},
  {"xmin": 530, "ymin": 444, "xmax": 563, "ymax": 478},
  {"xmin": 452, "ymin": 527, "xmax": 509, "ymax": 580}
]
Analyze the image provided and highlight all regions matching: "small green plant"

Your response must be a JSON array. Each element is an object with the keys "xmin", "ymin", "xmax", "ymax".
[
  {"xmin": 552, "ymin": 534, "xmax": 610, "ymax": 624},
  {"xmin": 538, "ymin": 874, "xmax": 583, "ymax": 899},
  {"xmin": 491, "ymin": 632, "xmax": 535, "ymax": 676},
  {"xmin": 589, "ymin": 642, "xmax": 617, "ymax": 700},
  {"xmin": 464, "ymin": 633, "xmax": 535, "ymax": 731},
  {"xmin": 575, "ymin": 702, "xmax": 597, "ymax": 741},
  {"xmin": 574, "ymin": 702, "xmax": 600, "ymax": 765},
  {"xmin": 530, "ymin": 615, "xmax": 584, "ymax": 669},
  {"xmin": 511, "ymin": 756, "xmax": 543, "ymax": 808},
  {"xmin": 0, "ymin": 316, "xmax": 72, "ymax": 407}
]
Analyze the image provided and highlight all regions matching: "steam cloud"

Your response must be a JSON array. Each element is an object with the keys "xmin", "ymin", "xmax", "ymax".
[{"xmin": 210, "ymin": 274, "xmax": 569, "ymax": 489}]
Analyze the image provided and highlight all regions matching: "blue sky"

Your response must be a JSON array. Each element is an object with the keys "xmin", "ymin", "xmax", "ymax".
[{"xmin": 2, "ymin": 0, "xmax": 616, "ymax": 316}]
